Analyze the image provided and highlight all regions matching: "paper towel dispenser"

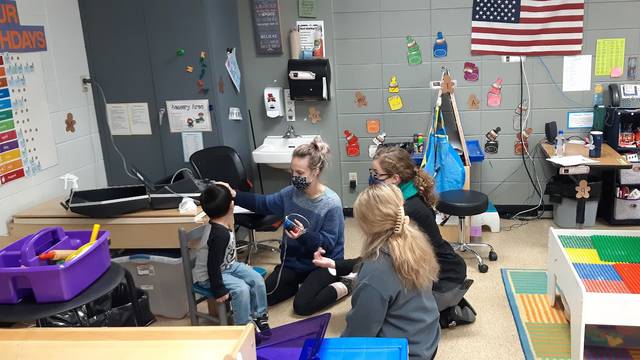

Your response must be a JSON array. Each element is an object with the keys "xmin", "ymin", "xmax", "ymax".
[{"xmin": 288, "ymin": 59, "xmax": 331, "ymax": 101}]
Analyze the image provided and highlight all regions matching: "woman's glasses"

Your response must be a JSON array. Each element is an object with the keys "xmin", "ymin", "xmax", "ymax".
[{"xmin": 369, "ymin": 169, "xmax": 390, "ymax": 181}]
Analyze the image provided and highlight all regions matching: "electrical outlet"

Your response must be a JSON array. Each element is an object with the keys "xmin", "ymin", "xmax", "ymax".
[
  {"xmin": 81, "ymin": 76, "xmax": 91, "ymax": 92},
  {"xmin": 348, "ymin": 172, "xmax": 357, "ymax": 182},
  {"xmin": 501, "ymin": 55, "xmax": 526, "ymax": 63}
]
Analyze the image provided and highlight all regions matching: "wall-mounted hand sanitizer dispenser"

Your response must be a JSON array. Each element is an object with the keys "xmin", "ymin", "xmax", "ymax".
[
  {"xmin": 264, "ymin": 87, "xmax": 284, "ymax": 118},
  {"xmin": 287, "ymin": 59, "xmax": 331, "ymax": 101}
]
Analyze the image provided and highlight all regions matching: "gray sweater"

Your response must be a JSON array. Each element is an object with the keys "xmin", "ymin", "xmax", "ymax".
[{"xmin": 342, "ymin": 250, "xmax": 440, "ymax": 360}]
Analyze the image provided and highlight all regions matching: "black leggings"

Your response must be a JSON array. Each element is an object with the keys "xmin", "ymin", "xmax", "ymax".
[{"xmin": 265, "ymin": 266, "xmax": 340, "ymax": 316}]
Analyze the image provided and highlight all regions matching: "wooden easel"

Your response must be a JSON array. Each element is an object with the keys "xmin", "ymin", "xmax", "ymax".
[{"xmin": 432, "ymin": 68, "xmax": 471, "ymax": 188}]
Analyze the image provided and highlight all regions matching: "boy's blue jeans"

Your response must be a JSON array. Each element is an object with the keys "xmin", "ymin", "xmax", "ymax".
[{"xmin": 199, "ymin": 262, "xmax": 267, "ymax": 325}]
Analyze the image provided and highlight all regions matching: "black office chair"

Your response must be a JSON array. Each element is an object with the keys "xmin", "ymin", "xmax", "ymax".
[
  {"xmin": 190, "ymin": 146, "xmax": 282, "ymax": 263},
  {"xmin": 436, "ymin": 190, "xmax": 497, "ymax": 273}
]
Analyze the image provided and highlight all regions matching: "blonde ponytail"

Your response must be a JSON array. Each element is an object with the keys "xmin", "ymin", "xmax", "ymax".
[{"xmin": 354, "ymin": 184, "xmax": 439, "ymax": 289}]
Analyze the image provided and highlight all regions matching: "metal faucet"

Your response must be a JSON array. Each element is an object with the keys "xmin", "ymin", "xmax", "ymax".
[{"xmin": 283, "ymin": 124, "xmax": 301, "ymax": 138}]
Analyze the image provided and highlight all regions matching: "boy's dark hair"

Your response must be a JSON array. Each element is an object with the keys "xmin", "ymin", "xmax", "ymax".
[{"xmin": 200, "ymin": 184, "xmax": 233, "ymax": 219}]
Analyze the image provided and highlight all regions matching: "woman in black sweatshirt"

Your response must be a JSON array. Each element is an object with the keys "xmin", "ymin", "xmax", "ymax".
[{"xmin": 314, "ymin": 146, "xmax": 476, "ymax": 328}]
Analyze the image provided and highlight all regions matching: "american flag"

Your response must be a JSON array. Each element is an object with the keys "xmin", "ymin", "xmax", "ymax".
[{"xmin": 471, "ymin": 0, "xmax": 584, "ymax": 56}]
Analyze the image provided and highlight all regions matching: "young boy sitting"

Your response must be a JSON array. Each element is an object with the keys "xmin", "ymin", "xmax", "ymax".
[{"xmin": 193, "ymin": 184, "xmax": 271, "ymax": 334}]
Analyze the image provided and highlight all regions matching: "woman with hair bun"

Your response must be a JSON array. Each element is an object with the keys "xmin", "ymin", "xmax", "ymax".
[{"xmin": 220, "ymin": 136, "xmax": 347, "ymax": 316}]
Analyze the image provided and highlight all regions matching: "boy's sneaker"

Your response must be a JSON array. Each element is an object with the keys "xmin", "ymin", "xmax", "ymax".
[{"xmin": 254, "ymin": 314, "xmax": 272, "ymax": 337}]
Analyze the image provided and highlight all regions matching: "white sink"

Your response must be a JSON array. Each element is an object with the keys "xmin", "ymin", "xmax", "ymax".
[{"xmin": 252, "ymin": 135, "xmax": 318, "ymax": 169}]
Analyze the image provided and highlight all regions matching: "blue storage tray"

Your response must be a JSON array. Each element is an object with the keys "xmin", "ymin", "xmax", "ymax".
[
  {"xmin": 299, "ymin": 337, "xmax": 408, "ymax": 360},
  {"xmin": 466, "ymin": 139, "xmax": 485, "ymax": 162},
  {"xmin": 410, "ymin": 140, "xmax": 484, "ymax": 165}
]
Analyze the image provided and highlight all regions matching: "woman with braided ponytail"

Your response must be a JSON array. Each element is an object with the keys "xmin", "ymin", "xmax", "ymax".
[{"xmin": 341, "ymin": 184, "xmax": 440, "ymax": 360}]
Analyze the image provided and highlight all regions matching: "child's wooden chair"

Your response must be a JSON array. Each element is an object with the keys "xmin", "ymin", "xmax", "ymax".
[{"xmin": 179, "ymin": 225, "xmax": 231, "ymax": 326}]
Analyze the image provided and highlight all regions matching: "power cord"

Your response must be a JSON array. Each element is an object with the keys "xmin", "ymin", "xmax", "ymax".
[
  {"xmin": 514, "ymin": 61, "xmax": 544, "ymax": 220},
  {"xmin": 87, "ymin": 78, "xmax": 139, "ymax": 181}
]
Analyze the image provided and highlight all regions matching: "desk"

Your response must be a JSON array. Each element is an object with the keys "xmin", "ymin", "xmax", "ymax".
[
  {"xmin": 540, "ymin": 143, "xmax": 630, "ymax": 226},
  {"xmin": 540, "ymin": 143, "xmax": 630, "ymax": 168},
  {"xmin": 0, "ymin": 325, "xmax": 256, "ymax": 360},
  {"xmin": 2, "ymin": 198, "xmax": 207, "ymax": 249},
  {"xmin": 547, "ymin": 228, "xmax": 640, "ymax": 360}
]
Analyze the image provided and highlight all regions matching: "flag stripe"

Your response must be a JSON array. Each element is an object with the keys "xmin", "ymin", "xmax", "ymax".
[
  {"xmin": 472, "ymin": 38, "xmax": 582, "ymax": 46},
  {"xmin": 472, "ymin": 21, "xmax": 583, "ymax": 30},
  {"xmin": 520, "ymin": 15, "xmax": 583, "ymax": 23},
  {"xmin": 521, "ymin": 9, "xmax": 584, "ymax": 18},
  {"xmin": 522, "ymin": 0, "xmax": 583, "ymax": 5},
  {"xmin": 521, "ymin": 4, "xmax": 584, "ymax": 12},
  {"xmin": 472, "ymin": 26, "xmax": 584, "ymax": 35},
  {"xmin": 472, "ymin": 32, "xmax": 582, "ymax": 40},
  {"xmin": 471, "ymin": 0, "xmax": 584, "ymax": 56},
  {"xmin": 471, "ymin": 49, "xmax": 582, "ymax": 56}
]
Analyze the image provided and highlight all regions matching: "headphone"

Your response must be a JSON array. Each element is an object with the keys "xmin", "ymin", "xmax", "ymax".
[{"xmin": 267, "ymin": 213, "xmax": 311, "ymax": 296}]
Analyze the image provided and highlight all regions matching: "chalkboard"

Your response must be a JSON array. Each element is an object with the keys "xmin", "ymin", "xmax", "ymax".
[{"xmin": 251, "ymin": 0, "xmax": 283, "ymax": 55}]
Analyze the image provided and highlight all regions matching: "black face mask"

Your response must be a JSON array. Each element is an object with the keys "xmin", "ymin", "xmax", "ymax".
[{"xmin": 291, "ymin": 175, "xmax": 311, "ymax": 192}]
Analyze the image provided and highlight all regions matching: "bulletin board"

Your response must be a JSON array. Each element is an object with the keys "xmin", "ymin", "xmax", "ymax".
[
  {"xmin": 0, "ymin": 0, "xmax": 56, "ymax": 185},
  {"xmin": 0, "ymin": 52, "xmax": 57, "ymax": 185}
]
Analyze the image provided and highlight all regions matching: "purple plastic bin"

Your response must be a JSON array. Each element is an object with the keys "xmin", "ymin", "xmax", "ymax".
[
  {"xmin": 257, "ymin": 313, "xmax": 331, "ymax": 360},
  {"xmin": 0, "ymin": 226, "xmax": 111, "ymax": 304}
]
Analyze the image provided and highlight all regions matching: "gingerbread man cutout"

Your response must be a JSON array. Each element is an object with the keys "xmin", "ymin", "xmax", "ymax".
[
  {"xmin": 575, "ymin": 180, "xmax": 591, "ymax": 199},
  {"xmin": 308, "ymin": 107, "xmax": 321, "ymax": 124},
  {"xmin": 355, "ymin": 91, "xmax": 368, "ymax": 108},
  {"xmin": 65, "ymin": 113, "xmax": 76, "ymax": 133},
  {"xmin": 441, "ymin": 73, "xmax": 455, "ymax": 94}
]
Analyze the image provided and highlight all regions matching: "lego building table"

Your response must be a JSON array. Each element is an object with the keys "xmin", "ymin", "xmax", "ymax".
[{"xmin": 547, "ymin": 228, "xmax": 640, "ymax": 359}]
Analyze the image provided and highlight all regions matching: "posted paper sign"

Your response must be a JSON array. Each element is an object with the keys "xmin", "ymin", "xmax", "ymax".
[
  {"xmin": 166, "ymin": 100, "xmax": 212, "ymax": 133},
  {"xmin": 182, "ymin": 132, "xmax": 204, "ymax": 162},
  {"xmin": 225, "ymin": 48, "xmax": 241, "ymax": 92},
  {"xmin": 297, "ymin": 20, "xmax": 324, "ymax": 58},
  {"xmin": 567, "ymin": 111, "xmax": 594, "ymax": 129},
  {"xmin": 106, "ymin": 103, "xmax": 152, "ymax": 135},
  {"xmin": 562, "ymin": 55, "xmax": 591, "ymax": 92}
]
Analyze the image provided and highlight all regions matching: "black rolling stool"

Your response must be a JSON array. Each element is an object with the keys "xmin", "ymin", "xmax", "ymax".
[{"xmin": 436, "ymin": 190, "xmax": 497, "ymax": 273}]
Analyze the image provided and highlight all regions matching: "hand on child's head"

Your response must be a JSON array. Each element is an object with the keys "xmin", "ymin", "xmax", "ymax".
[{"xmin": 215, "ymin": 181, "xmax": 236, "ymax": 197}]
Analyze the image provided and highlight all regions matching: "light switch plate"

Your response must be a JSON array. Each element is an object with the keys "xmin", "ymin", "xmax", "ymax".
[
  {"xmin": 348, "ymin": 172, "xmax": 357, "ymax": 182},
  {"xmin": 284, "ymin": 89, "xmax": 296, "ymax": 122}
]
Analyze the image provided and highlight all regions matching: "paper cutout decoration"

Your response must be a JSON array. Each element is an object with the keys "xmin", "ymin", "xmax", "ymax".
[
  {"xmin": 487, "ymin": 77, "xmax": 503, "ymax": 108},
  {"xmin": 441, "ymin": 73, "xmax": 455, "ymax": 94},
  {"xmin": 176, "ymin": 48, "xmax": 185, "ymax": 56},
  {"xmin": 433, "ymin": 31, "xmax": 447, "ymax": 58},
  {"xmin": 65, "ymin": 113, "xmax": 76, "ymax": 133},
  {"xmin": 368, "ymin": 144, "xmax": 378, "ymax": 158},
  {"xmin": 218, "ymin": 76, "xmax": 224, "ymax": 94},
  {"xmin": 611, "ymin": 67, "xmax": 623, "ymax": 78},
  {"xmin": 467, "ymin": 94, "xmax": 480, "ymax": 110},
  {"xmin": 366, "ymin": 119, "xmax": 380, "ymax": 134},
  {"xmin": 406, "ymin": 36, "xmax": 422, "ymax": 65},
  {"xmin": 464, "ymin": 62, "xmax": 479, "ymax": 81},
  {"xmin": 196, "ymin": 51, "xmax": 209, "ymax": 94},
  {"xmin": 628, "ymin": 57, "xmax": 637, "ymax": 80},
  {"xmin": 388, "ymin": 76, "xmax": 399, "ymax": 93},
  {"xmin": 514, "ymin": 128, "xmax": 533, "ymax": 155},
  {"xmin": 309, "ymin": 106, "xmax": 321, "ymax": 124},
  {"xmin": 575, "ymin": 179, "xmax": 591, "ymax": 199},
  {"xmin": 388, "ymin": 95, "xmax": 403, "ymax": 111},
  {"xmin": 344, "ymin": 129, "xmax": 360, "ymax": 157},
  {"xmin": 185, "ymin": 66, "xmax": 193, "ymax": 73},
  {"xmin": 355, "ymin": 91, "xmax": 367, "ymax": 108}
]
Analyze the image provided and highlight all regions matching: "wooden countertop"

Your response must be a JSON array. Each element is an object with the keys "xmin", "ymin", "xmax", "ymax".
[
  {"xmin": 13, "ymin": 198, "xmax": 198, "ymax": 219},
  {"xmin": 540, "ymin": 143, "xmax": 631, "ymax": 169},
  {"xmin": 1, "ymin": 325, "xmax": 256, "ymax": 360}
]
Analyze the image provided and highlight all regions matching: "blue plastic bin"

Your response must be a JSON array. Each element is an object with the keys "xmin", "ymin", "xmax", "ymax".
[{"xmin": 299, "ymin": 337, "xmax": 408, "ymax": 360}]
